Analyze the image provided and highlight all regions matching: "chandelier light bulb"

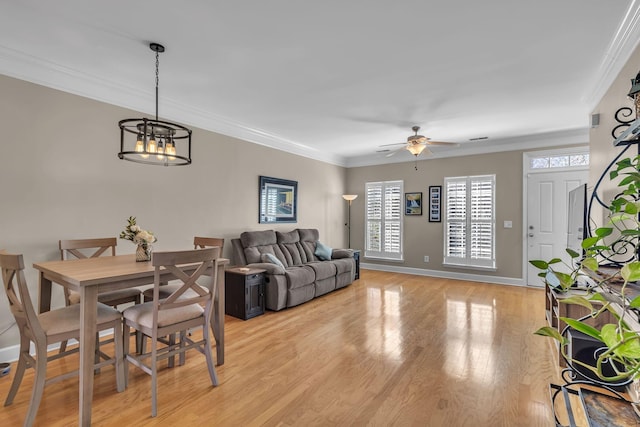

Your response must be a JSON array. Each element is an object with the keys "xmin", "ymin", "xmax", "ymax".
[
  {"xmin": 134, "ymin": 134, "xmax": 145, "ymax": 153},
  {"xmin": 156, "ymin": 139, "xmax": 165, "ymax": 159},
  {"xmin": 166, "ymin": 140, "xmax": 176, "ymax": 160},
  {"xmin": 147, "ymin": 133, "xmax": 157, "ymax": 154}
]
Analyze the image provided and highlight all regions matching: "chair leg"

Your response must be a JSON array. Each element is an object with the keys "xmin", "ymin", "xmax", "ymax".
[
  {"xmin": 178, "ymin": 331, "xmax": 186, "ymax": 366},
  {"xmin": 123, "ymin": 322, "xmax": 130, "ymax": 388},
  {"xmin": 94, "ymin": 332, "xmax": 101, "ymax": 374},
  {"xmin": 113, "ymin": 321, "xmax": 125, "ymax": 393},
  {"xmin": 5, "ymin": 336, "xmax": 29, "ymax": 406},
  {"xmin": 151, "ymin": 335, "xmax": 158, "ymax": 418},
  {"xmin": 202, "ymin": 324, "xmax": 218, "ymax": 386},
  {"xmin": 59, "ymin": 340, "xmax": 68, "ymax": 354},
  {"xmin": 25, "ymin": 341, "xmax": 48, "ymax": 427},
  {"xmin": 168, "ymin": 334, "xmax": 175, "ymax": 368}
]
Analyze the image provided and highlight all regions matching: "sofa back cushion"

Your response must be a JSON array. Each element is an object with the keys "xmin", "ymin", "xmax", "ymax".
[
  {"xmin": 276, "ymin": 230, "xmax": 306, "ymax": 265},
  {"xmin": 240, "ymin": 230, "xmax": 288, "ymax": 265},
  {"xmin": 298, "ymin": 228, "xmax": 320, "ymax": 262}
]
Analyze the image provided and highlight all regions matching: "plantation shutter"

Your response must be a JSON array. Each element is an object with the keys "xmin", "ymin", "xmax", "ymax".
[
  {"xmin": 444, "ymin": 175, "xmax": 495, "ymax": 269},
  {"xmin": 365, "ymin": 180, "xmax": 403, "ymax": 260}
]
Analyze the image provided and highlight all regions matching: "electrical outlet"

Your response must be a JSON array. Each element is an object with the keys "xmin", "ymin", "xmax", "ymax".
[{"xmin": 423, "ymin": 256, "xmax": 429, "ymax": 263}]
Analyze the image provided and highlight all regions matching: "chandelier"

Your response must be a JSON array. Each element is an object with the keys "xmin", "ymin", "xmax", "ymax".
[{"xmin": 118, "ymin": 43, "xmax": 192, "ymax": 166}]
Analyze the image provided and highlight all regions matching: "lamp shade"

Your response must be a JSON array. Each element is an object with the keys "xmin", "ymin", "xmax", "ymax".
[{"xmin": 342, "ymin": 194, "xmax": 358, "ymax": 201}]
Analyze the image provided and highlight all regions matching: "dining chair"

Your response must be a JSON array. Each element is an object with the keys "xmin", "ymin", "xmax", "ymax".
[
  {"xmin": 122, "ymin": 247, "xmax": 220, "ymax": 417},
  {"xmin": 59, "ymin": 237, "xmax": 143, "ymax": 353},
  {"xmin": 0, "ymin": 251, "xmax": 125, "ymax": 427},
  {"xmin": 140, "ymin": 237, "xmax": 223, "ymax": 363},
  {"xmin": 141, "ymin": 236, "xmax": 224, "ymax": 302}
]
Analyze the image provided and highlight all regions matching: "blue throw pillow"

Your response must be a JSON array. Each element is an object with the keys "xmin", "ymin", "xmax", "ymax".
[
  {"xmin": 261, "ymin": 252, "xmax": 285, "ymax": 268},
  {"xmin": 315, "ymin": 241, "xmax": 332, "ymax": 261}
]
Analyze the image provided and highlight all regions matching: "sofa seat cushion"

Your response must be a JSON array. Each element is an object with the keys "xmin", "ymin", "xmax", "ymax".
[
  {"xmin": 331, "ymin": 258, "xmax": 354, "ymax": 275},
  {"xmin": 284, "ymin": 265, "xmax": 315, "ymax": 290},
  {"xmin": 306, "ymin": 261, "xmax": 337, "ymax": 280}
]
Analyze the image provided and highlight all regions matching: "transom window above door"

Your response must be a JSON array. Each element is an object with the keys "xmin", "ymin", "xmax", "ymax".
[{"xmin": 529, "ymin": 153, "xmax": 589, "ymax": 170}]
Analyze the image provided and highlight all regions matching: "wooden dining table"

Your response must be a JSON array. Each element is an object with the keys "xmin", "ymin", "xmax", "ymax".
[{"xmin": 33, "ymin": 254, "xmax": 229, "ymax": 427}]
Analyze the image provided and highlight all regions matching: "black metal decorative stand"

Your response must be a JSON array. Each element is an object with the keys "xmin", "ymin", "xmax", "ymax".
[{"xmin": 586, "ymin": 108, "xmax": 640, "ymax": 266}]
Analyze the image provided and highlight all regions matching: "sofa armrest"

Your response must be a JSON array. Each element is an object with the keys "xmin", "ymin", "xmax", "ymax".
[
  {"xmin": 247, "ymin": 262, "xmax": 286, "ymax": 275},
  {"xmin": 331, "ymin": 249, "xmax": 354, "ymax": 259}
]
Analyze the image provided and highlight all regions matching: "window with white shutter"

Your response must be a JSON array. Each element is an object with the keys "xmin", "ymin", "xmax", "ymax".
[
  {"xmin": 365, "ymin": 180, "xmax": 403, "ymax": 260},
  {"xmin": 444, "ymin": 175, "xmax": 495, "ymax": 269}
]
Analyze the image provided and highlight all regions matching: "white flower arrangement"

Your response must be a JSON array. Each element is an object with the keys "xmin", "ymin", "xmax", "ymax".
[{"xmin": 119, "ymin": 216, "xmax": 157, "ymax": 247}]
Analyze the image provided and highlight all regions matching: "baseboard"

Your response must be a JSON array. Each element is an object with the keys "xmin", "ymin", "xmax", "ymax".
[
  {"xmin": 0, "ymin": 329, "xmax": 114, "ymax": 363},
  {"xmin": 359, "ymin": 263, "xmax": 524, "ymax": 287}
]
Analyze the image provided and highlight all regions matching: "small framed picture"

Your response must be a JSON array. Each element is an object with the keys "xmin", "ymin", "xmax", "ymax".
[
  {"xmin": 405, "ymin": 192, "xmax": 422, "ymax": 216},
  {"xmin": 429, "ymin": 186, "xmax": 441, "ymax": 222}
]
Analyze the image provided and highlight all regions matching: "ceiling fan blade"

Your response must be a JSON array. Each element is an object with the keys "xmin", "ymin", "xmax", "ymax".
[
  {"xmin": 425, "ymin": 139, "xmax": 459, "ymax": 146},
  {"xmin": 379, "ymin": 142, "xmax": 407, "ymax": 147},
  {"xmin": 385, "ymin": 146, "xmax": 405, "ymax": 157}
]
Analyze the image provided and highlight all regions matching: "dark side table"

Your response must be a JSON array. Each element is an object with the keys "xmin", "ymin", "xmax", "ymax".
[
  {"xmin": 352, "ymin": 250, "xmax": 361, "ymax": 279},
  {"xmin": 225, "ymin": 267, "xmax": 266, "ymax": 320}
]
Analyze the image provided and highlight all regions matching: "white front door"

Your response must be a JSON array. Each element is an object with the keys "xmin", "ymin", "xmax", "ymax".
[{"xmin": 525, "ymin": 170, "xmax": 588, "ymax": 287}]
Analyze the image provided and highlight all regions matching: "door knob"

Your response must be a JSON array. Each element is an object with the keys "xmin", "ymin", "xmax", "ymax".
[{"xmin": 528, "ymin": 233, "xmax": 534, "ymax": 237}]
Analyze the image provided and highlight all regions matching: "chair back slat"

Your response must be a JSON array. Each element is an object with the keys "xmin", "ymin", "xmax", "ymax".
[
  {"xmin": 152, "ymin": 248, "xmax": 220, "ymax": 314},
  {"xmin": 194, "ymin": 237, "xmax": 224, "ymax": 250},
  {"xmin": 0, "ymin": 252, "xmax": 44, "ymax": 340},
  {"xmin": 59, "ymin": 238, "xmax": 117, "ymax": 260}
]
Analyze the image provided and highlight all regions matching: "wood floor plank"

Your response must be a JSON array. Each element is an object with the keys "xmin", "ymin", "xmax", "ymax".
[{"xmin": 0, "ymin": 270, "xmax": 564, "ymax": 426}]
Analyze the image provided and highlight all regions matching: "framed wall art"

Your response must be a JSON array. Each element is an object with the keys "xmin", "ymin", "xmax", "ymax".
[
  {"xmin": 405, "ymin": 192, "xmax": 422, "ymax": 215},
  {"xmin": 429, "ymin": 185, "xmax": 441, "ymax": 222},
  {"xmin": 259, "ymin": 176, "xmax": 298, "ymax": 223}
]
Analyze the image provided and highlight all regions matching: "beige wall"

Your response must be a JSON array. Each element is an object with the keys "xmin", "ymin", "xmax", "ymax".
[
  {"xmin": 590, "ymin": 42, "xmax": 640, "ymax": 216},
  {"xmin": 0, "ymin": 74, "xmax": 349, "ymax": 350},
  {"xmin": 346, "ymin": 151, "xmax": 527, "ymax": 279}
]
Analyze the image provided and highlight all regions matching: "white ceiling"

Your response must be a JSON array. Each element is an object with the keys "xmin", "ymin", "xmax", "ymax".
[{"xmin": 1, "ymin": 0, "xmax": 639, "ymax": 167}]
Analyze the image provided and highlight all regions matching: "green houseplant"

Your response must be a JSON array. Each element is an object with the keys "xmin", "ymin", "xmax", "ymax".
[{"xmin": 531, "ymin": 154, "xmax": 640, "ymax": 385}]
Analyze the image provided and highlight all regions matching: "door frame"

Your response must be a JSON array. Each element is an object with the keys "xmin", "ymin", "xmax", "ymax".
[{"xmin": 522, "ymin": 146, "xmax": 589, "ymax": 287}]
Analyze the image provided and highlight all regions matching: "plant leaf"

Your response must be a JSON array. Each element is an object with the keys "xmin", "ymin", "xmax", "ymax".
[
  {"xmin": 566, "ymin": 248, "xmax": 580, "ymax": 258},
  {"xmin": 559, "ymin": 296, "xmax": 594, "ymax": 311},
  {"xmin": 595, "ymin": 227, "xmax": 613, "ymax": 238},
  {"xmin": 581, "ymin": 257, "xmax": 599, "ymax": 272},
  {"xmin": 629, "ymin": 295, "xmax": 640, "ymax": 308},
  {"xmin": 534, "ymin": 326, "xmax": 566, "ymax": 344},
  {"xmin": 562, "ymin": 318, "xmax": 602, "ymax": 342},
  {"xmin": 582, "ymin": 236, "xmax": 600, "ymax": 249},
  {"xmin": 621, "ymin": 262, "xmax": 640, "ymax": 282},
  {"xmin": 529, "ymin": 260, "xmax": 548, "ymax": 269}
]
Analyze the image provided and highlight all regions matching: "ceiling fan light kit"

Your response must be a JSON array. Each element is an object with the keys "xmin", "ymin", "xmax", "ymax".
[{"xmin": 380, "ymin": 125, "xmax": 458, "ymax": 160}]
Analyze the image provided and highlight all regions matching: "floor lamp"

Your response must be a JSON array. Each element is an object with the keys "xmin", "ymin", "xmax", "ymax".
[{"xmin": 342, "ymin": 194, "xmax": 358, "ymax": 248}]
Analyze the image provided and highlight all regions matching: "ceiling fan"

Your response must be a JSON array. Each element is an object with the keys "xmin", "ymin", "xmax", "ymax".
[{"xmin": 379, "ymin": 125, "xmax": 459, "ymax": 158}]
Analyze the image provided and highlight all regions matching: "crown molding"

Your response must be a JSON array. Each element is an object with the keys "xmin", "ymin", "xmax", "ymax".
[
  {"xmin": 584, "ymin": 0, "xmax": 640, "ymax": 109},
  {"xmin": 0, "ymin": 44, "xmax": 347, "ymax": 167}
]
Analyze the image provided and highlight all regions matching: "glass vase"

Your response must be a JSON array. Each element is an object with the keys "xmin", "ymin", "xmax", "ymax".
[{"xmin": 136, "ymin": 244, "xmax": 152, "ymax": 262}]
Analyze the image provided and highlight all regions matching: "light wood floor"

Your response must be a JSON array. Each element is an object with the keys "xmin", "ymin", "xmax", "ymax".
[{"xmin": 0, "ymin": 270, "xmax": 562, "ymax": 426}]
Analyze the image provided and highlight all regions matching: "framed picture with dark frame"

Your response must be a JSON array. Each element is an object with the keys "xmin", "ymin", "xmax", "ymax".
[
  {"xmin": 429, "ymin": 185, "xmax": 442, "ymax": 222},
  {"xmin": 405, "ymin": 192, "xmax": 422, "ymax": 216},
  {"xmin": 259, "ymin": 176, "xmax": 298, "ymax": 224}
]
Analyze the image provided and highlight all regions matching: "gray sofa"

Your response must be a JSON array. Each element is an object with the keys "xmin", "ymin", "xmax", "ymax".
[{"xmin": 231, "ymin": 228, "xmax": 356, "ymax": 311}]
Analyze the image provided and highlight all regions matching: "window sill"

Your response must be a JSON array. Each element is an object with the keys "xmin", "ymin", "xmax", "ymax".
[
  {"xmin": 364, "ymin": 256, "xmax": 404, "ymax": 263},
  {"xmin": 443, "ymin": 262, "xmax": 496, "ymax": 272}
]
